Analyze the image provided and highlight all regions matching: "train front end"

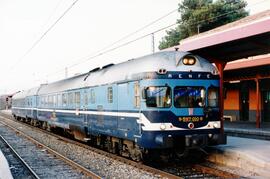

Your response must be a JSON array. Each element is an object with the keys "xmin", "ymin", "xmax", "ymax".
[{"xmin": 138, "ymin": 52, "xmax": 226, "ymax": 153}]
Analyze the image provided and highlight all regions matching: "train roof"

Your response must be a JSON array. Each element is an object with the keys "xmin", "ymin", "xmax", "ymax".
[
  {"xmin": 13, "ymin": 86, "xmax": 41, "ymax": 99},
  {"xmin": 31, "ymin": 51, "xmax": 217, "ymax": 95},
  {"xmin": 38, "ymin": 73, "xmax": 87, "ymax": 95}
]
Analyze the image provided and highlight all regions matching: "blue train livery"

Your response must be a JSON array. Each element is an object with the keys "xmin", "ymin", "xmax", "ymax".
[{"xmin": 12, "ymin": 51, "xmax": 226, "ymax": 161}]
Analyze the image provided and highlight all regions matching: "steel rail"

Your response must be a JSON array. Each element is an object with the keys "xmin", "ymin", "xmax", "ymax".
[
  {"xmin": 0, "ymin": 118, "xmax": 101, "ymax": 179},
  {"xmin": 0, "ymin": 112, "xmax": 240, "ymax": 178},
  {"xmin": 0, "ymin": 113, "xmax": 181, "ymax": 179},
  {"xmin": 0, "ymin": 133, "xmax": 40, "ymax": 179}
]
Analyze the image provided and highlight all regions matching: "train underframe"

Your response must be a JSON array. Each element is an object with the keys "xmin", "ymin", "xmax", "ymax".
[{"xmin": 13, "ymin": 114, "xmax": 226, "ymax": 161}]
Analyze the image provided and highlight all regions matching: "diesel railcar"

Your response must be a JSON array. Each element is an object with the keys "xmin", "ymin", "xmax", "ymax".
[{"xmin": 12, "ymin": 51, "xmax": 226, "ymax": 161}]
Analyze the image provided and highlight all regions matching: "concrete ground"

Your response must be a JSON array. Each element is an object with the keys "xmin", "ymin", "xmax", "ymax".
[
  {"xmin": 208, "ymin": 136, "xmax": 270, "ymax": 178},
  {"xmin": 0, "ymin": 149, "xmax": 13, "ymax": 179}
]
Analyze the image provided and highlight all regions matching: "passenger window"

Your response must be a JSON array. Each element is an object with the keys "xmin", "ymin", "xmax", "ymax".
[
  {"xmin": 84, "ymin": 90, "xmax": 88, "ymax": 106},
  {"xmin": 68, "ymin": 93, "xmax": 74, "ymax": 106},
  {"xmin": 45, "ymin": 96, "xmax": 48, "ymax": 106},
  {"xmin": 107, "ymin": 87, "xmax": 113, "ymax": 103},
  {"xmin": 53, "ymin": 95, "xmax": 57, "ymax": 106},
  {"xmin": 75, "ymin": 92, "xmax": 80, "ymax": 107},
  {"xmin": 90, "ymin": 89, "xmax": 95, "ymax": 104},
  {"xmin": 134, "ymin": 82, "xmax": 140, "ymax": 108},
  {"xmin": 57, "ymin": 94, "xmax": 61, "ymax": 107},
  {"xmin": 62, "ymin": 93, "xmax": 67, "ymax": 106}
]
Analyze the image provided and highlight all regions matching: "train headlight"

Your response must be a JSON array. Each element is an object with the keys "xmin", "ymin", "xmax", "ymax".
[
  {"xmin": 188, "ymin": 122, "xmax": 194, "ymax": 129},
  {"xmin": 160, "ymin": 123, "xmax": 166, "ymax": 130},
  {"xmin": 213, "ymin": 122, "xmax": 219, "ymax": 128},
  {"xmin": 182, "ymin": 56, "xmax": 196, "ymax": 65},
  {"xmin": 188, "ymin": 58, "xmax": 195, "ymax": 65},
  {"xmin": 183, "ymin": 58, "xmax": 189, "ymax": 65}
]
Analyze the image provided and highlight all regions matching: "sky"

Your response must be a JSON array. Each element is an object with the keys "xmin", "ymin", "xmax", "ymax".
[{"xmin": 0, "ymin": 0, "xmax": 269, "ymax": 94}]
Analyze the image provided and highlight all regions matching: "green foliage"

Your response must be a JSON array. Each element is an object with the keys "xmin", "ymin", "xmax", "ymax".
[{"xmin": 159, "ymin": 0, "xmax": 249, "ymax": 50}]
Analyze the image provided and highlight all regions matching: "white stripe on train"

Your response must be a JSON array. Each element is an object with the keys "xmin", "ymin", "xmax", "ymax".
[{"xmin": 11, "ymin": 107, "xmax": 221, "ymax": 131}]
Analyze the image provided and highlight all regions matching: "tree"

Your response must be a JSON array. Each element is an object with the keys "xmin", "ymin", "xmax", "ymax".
[{"xmin": 159, "ymin": 0, "xmax": 249, "ymax": 50}]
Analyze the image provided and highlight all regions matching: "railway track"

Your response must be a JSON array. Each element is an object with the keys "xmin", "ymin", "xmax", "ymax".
[
  {"xmin": 0, "ymin": 112, "xmax": 240, "ymax": 178},
  {"xmin": 0, "ymin": 134, "xmax": 39, "ymax": 179},
  {"xmin": 0, "ymin": 115, "xmax": 101, "ymax": 178}
]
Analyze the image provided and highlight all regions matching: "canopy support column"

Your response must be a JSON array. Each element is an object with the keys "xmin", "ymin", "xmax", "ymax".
[
  {"xmin": 255, "ymin": 77, "xmax": 261, "ymax": 128},
  {"xmin": 215, "ymin": 62, "xmax": 226, "ymax": 133}
]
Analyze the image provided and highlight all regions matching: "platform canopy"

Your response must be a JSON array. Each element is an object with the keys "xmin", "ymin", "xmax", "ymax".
[{"xmin": 167, "ymin": 10, "xmax": 270, "ymax": 63}]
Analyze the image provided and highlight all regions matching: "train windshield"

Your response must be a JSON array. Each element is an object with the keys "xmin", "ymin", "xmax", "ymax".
[
  {"xmin": 174, "ymin": 87, "xmax": 205, "ymax": 108},
  {"xmin": 145, "ymin": 86, "xmax": 171, "ymax": 108}
]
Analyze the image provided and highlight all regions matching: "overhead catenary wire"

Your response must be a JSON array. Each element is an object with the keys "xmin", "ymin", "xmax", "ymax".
[
  {"xmin": 45, "ymin": 8, "xmax": 179, "ymax": 77},
  {"xmin": 32, "ymin": 0, "xmax": 267, "ymax": 84},
  {"xmin": 45, "ymin": 0, "xmax": 263, "ymax": 79},
  {"xmin": 93, "ymin": 8, "xmax": 178, "ymax": 54},
  {"xmin": 9, "ymin": 0, "xmax": 80, "ymax": 70}
]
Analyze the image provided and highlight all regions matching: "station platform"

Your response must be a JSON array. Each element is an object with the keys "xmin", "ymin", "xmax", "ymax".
[
  {"xmin": 0, "ymin": 149, "xmax": 13, "ymax": 179},
  {"xmin": 208, "ymin": 136, "xmax": 270, "ymax": 178},
  {"xmin": 224, "ymin": 121, "xmax": 270, "ymax": 140}
]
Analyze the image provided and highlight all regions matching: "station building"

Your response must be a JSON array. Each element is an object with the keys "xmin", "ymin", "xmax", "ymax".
[
  {"xmin": 224, "ymin": 55, "xmax": 270, "ymax": 124},
  {"xmin": 0, "ymin": 94, "xmax": 12, "ymax": 110}
]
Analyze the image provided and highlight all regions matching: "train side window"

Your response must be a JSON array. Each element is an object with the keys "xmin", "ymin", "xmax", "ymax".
[
  {"xmin": 53, "ymin": 95, "xmax": 57, "ymax": 107},
  {"xmin": 57, "ymin": 94, "xmax": 61, "ymax": 107},
  {"xmin": 45, "ymin": 96, "xmax": 48, "ymax": 106},
  {"xmin": 84, "ymin": 90, "xmax": 88, "ymax": 106},
  {"xmin": 62, "ymin": 93, "xmax": 67, "ymax": 107},
  {"xmin": 49, "ymin": 95, "xmax": 53, "ymax": 106},
  {"xmin": 90, "ymin": 89, "xmax": 95, "ymax": 104},
  {"xmin": 107, "ymin": 87, "xmax": 113, "ymax": 103},
  {"xmin": 68, "ymin": 92, "xmax": 74, "ymax": 106},
  {"xmin": 208, "ymin": 87, "xmax": 219, "ymax": 107},
  {"xmin": 134, "ymin": 82, "xmax": 140, "ymax": 108},
  {"xmin": 42, "ymin": 97, "xmax": 44, "ymax": 106},
  {"xmin": 41, "ymin": 97, "xmax": 43, "ymax": 106},
  {"xmin": 75, "ymin": 92, "xmax": 80, "ymax": 107}
]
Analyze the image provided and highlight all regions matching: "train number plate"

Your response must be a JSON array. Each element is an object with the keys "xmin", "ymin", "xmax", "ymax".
[{"xmin": 178, "ymin": 116, "xmax": 204, "ymax": 122}]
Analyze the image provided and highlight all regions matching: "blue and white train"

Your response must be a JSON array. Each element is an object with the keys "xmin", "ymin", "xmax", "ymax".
[{"xmin": 12, "ymin": 51, "xmax": 226, "ymax": 161}]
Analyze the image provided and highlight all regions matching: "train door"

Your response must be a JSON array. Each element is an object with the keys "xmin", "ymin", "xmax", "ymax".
[
  {"xmin": 117, "ymin": 83, "xmax": 129, "ymax": 131},
  {"xmin": 83, "ymin": 89, "xmax": 90, "ymax": 133},
  {"xmin": 262, "ymin": 91, "xmax": 270, "ymax": 122},
  {"xmin": 240, "ymin": 82, "xmax": 249, "ymax": 121},
  {"xmin": 117, "ymin": 82, "xmax": 141, "ymax": 136}
]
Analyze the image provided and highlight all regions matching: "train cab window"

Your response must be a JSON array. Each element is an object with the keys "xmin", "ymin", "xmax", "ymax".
[
  {"xmin": 62, "ymin": 93, "xmax": 67, "ymax": 107},
  {"xmin": 145, "ymin": 86, "xmax": 171, "ymax": 108},
  {"xmin": 208, "ymin": 87, "xmax": 219, "ymax": 107},
  {"xmin": 107, "ymin": 87, "xmax": 113, "ymax": 103},
  {"xmin": 90, "ymin": 89, "xmax": 95, "ymax": 104},
  {"xmin": 174, "ymin": 87, "xmax": 205, "ymax": 108},
  {"xmin": 75, "ymin": 92, "xmax": 80, "ymax": 107}
]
